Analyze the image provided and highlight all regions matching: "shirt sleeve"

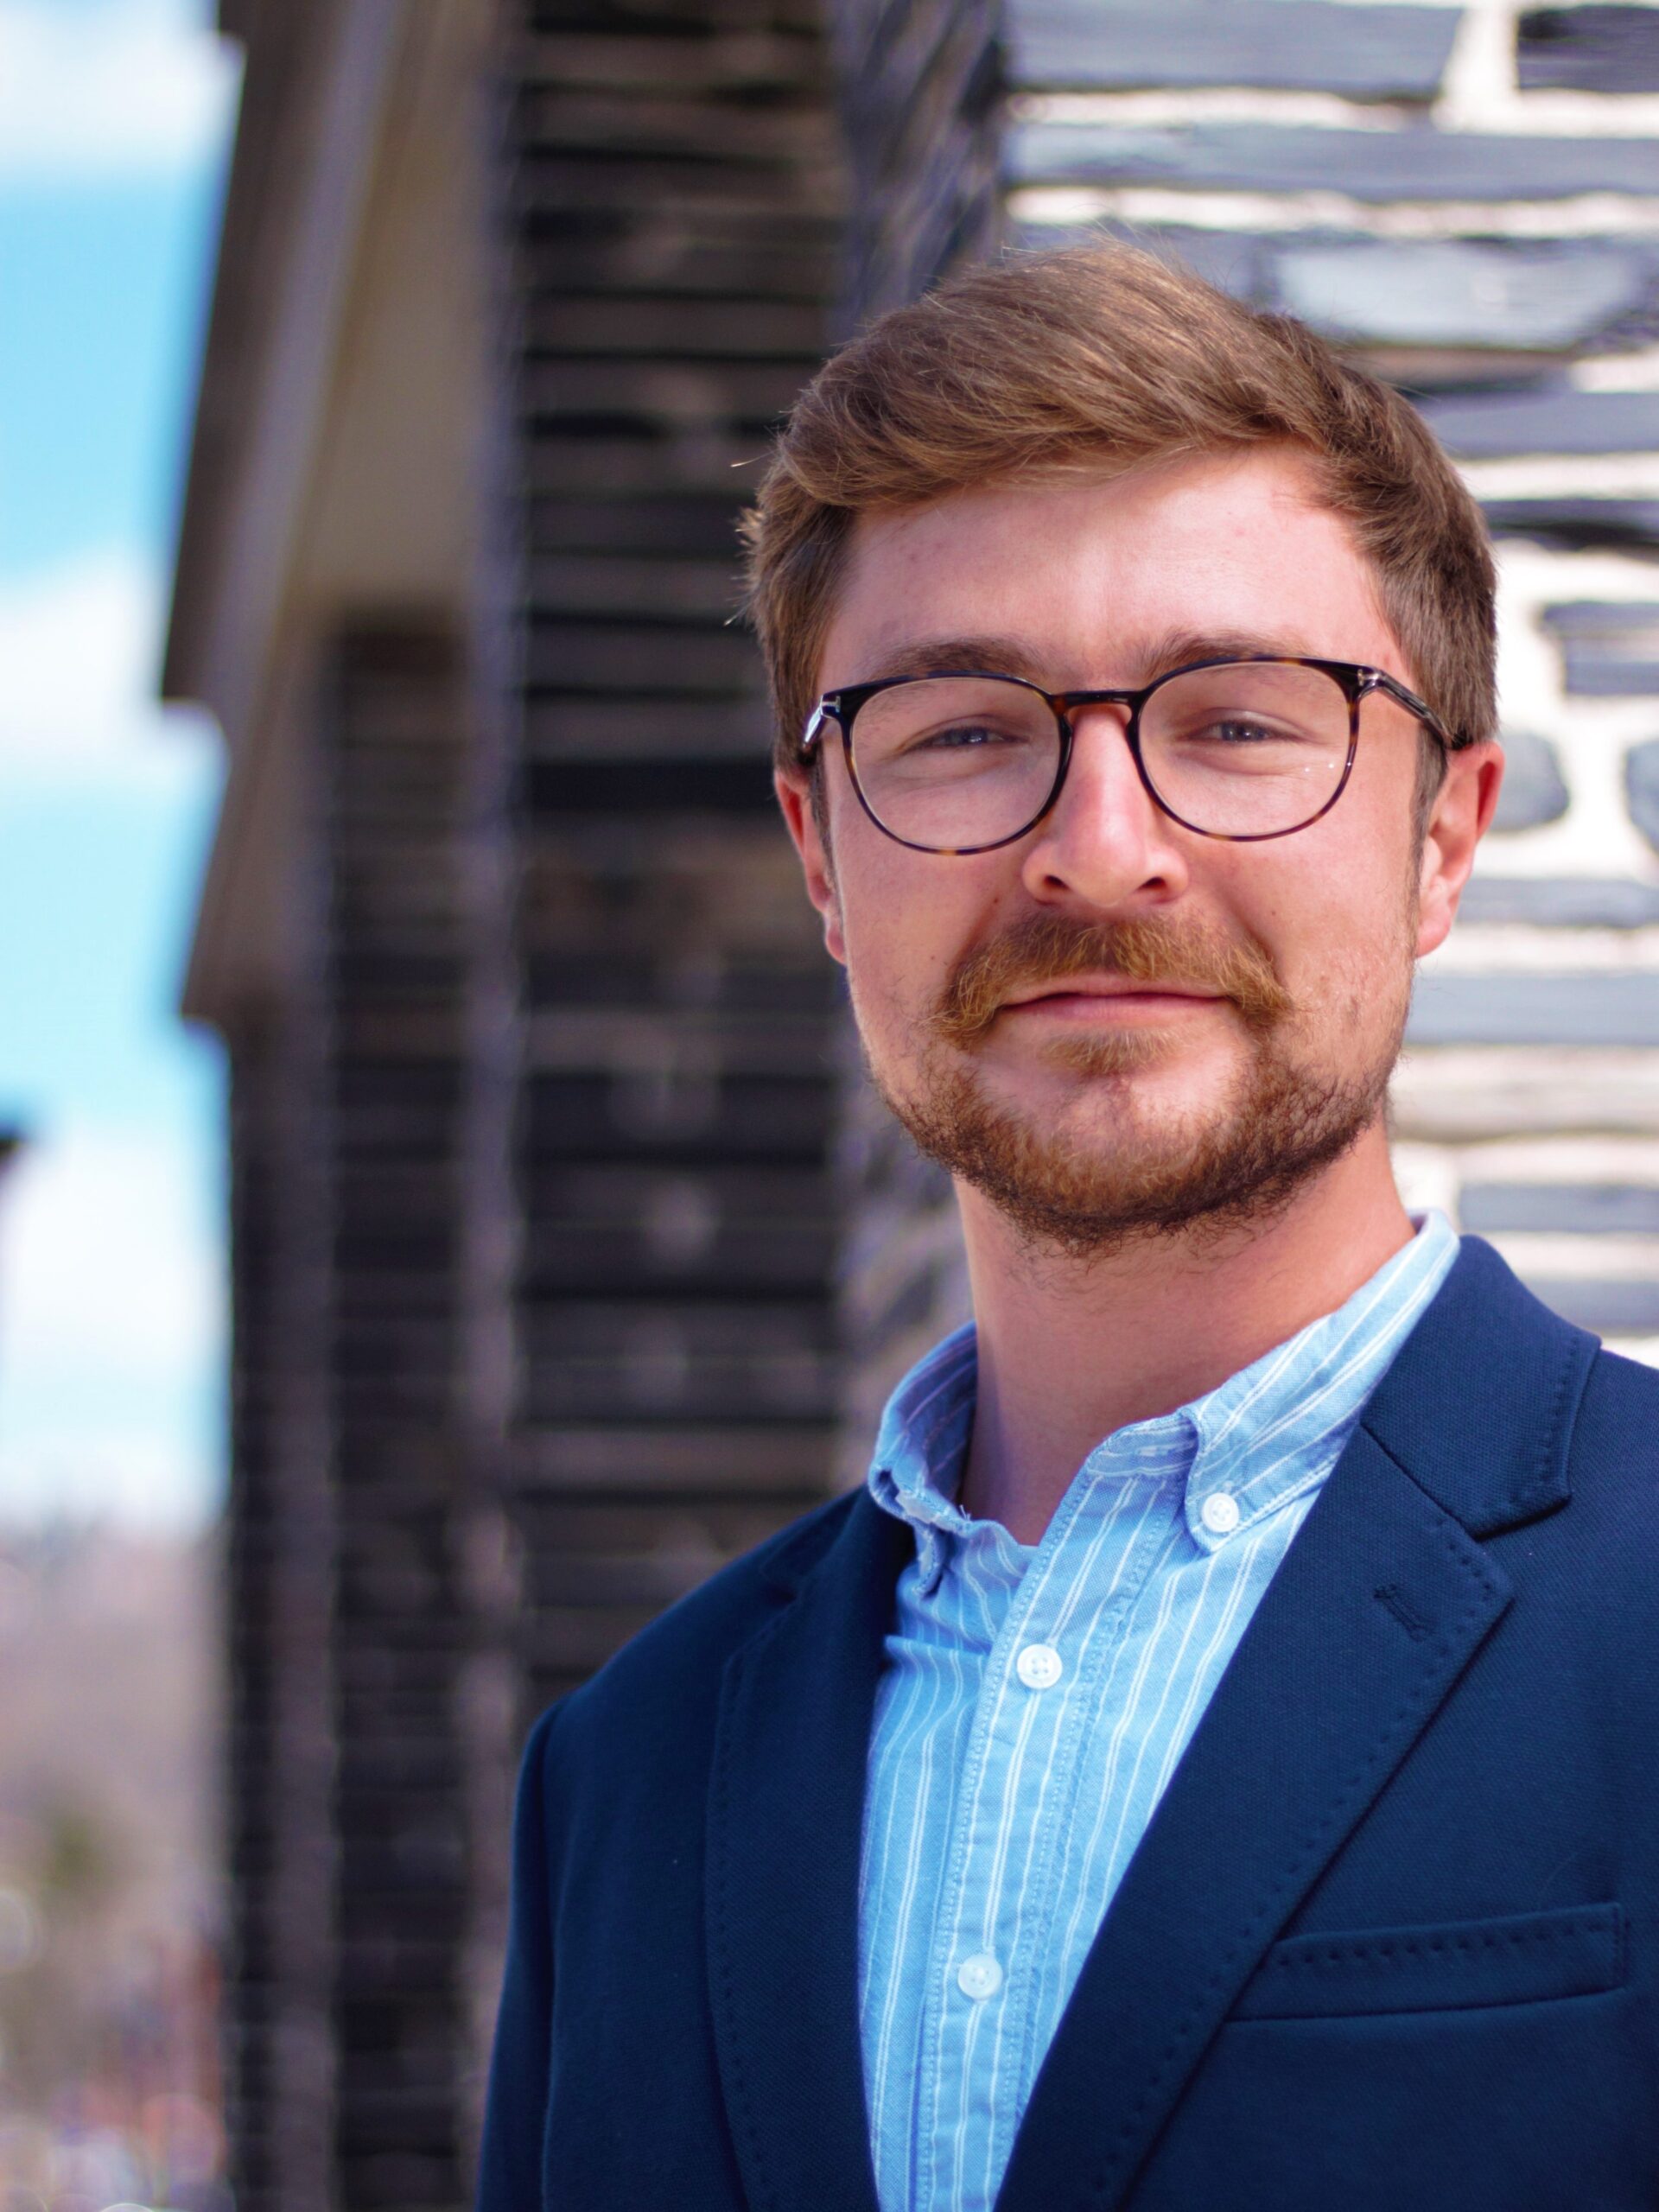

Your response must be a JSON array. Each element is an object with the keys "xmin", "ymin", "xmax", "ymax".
[{"xmin": 476, "ymin": 1702, "xmax": 563, "ymax": 2211}]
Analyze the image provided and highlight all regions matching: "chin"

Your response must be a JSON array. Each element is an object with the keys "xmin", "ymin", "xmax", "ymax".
[{"xmin": 1007, "ymin": 1033, "xmax": 1244, "ymax": 1124}]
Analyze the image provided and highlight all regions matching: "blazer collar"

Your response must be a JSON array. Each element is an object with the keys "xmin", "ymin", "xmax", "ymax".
[
  {"xmin": 997, "ymin": 1237, "xmax": 1599, "ymax": 2212},
  {"xmin": 705, "ymin": 1237, "xmax": 1600, "ymax": 2212},
  {"xmin": 1358, "ymin": 1232, "xmax": 1598, "ymax": 1535},
  {"xmin": 705, "ymin": 1490, "xmax": 906, "ymax": 2212}
]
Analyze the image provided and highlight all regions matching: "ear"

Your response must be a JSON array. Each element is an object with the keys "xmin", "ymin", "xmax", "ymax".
[
  {"xmin": 775, "ymin": 766, "xmax": 847, "ymax": 966},
  {"xmin": 1415, "ymin": 741, "xmax": 1503, "ymax": 959}
]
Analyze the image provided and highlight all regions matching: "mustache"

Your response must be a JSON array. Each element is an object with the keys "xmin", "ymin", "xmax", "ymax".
[{"xmin": 935, "ymin": 912, "xmax": 1294, "ymax": 1047}]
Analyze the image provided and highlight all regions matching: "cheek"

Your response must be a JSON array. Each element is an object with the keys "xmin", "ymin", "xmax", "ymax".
[
  {"xmin": 836, "ymin": 842, "xmax": 1005, "ymax": 1023},
  {"xmin": 1226, "ymin": 830, "xmax": 1414, "ymax": 1013}
]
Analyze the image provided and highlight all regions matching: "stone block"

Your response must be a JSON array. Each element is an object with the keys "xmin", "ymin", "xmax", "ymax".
[
  {"xmin": 1007, "ymin": 119, "xmax": 1659, "ymax": 200},
  {"xmin": 1275, "ymin": 239, "xmax": 1650, "ymax": 353},
  {"xmin": 1491, "ymin": 728, "xmax": 1570, "ymax": 831},
  {"xmin": 1002, "ymin": 0, "xmax": 1459, "ymax": 98},
  {"xmin": 1518, "ymin": 5, "xmax": 1659, "ymax": 93}
]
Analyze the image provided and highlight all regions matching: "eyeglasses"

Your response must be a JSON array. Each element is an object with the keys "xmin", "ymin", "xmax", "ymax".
[{"xmin": 801, "ymin": 656, "xmax": 1453, "ymax": 854}]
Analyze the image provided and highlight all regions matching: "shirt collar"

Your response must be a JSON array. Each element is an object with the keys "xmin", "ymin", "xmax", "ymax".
[
  {"xmin": 868, "ymin": 1211, "xmax": 1460, "ymax": 1581},
  {"xmin": 1177, "ymin": 1208, "xmax": 1458, "ymax": 1550}
]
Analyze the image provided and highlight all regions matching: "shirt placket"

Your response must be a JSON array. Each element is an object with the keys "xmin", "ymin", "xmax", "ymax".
[{"xmin": 914, "ymin": 1473, "xmax": 1180, "ymax": 2212}]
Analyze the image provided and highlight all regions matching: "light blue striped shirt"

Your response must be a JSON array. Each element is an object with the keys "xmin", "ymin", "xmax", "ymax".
[{"xmin": 856, "ymin": 1211, "xmax": 1459, "ymax": 2212}]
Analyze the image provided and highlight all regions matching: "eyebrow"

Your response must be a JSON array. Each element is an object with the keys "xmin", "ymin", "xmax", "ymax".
[
  {"xmin": 849, "ymin": 636, "xmax": 1052, "ymax": 686},
  {"xmin": 842, "ymin": 627, "xmax": 1326, "ymax": 694}
]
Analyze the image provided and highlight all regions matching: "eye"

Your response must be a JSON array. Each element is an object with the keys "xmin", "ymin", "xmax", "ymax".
[
  {"xmin": 1173, "ymin": 713, "xmax": 1320, "ymax": 749},
  {"xmin": 1200, "ymin": 716, "xmax": 1282, "ymax": 746},
  {"xmin": 913, "ymin": 721, "xmax": 1030, "ymax": 751}
]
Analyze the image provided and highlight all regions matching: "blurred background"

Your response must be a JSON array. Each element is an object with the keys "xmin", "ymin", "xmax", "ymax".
[
  {"xmin": 10, "ymin": 0, "xmax": 1659, "ymax": 2207},
  {"xmin": 0, "ymin": 2, "xmax": 234, "ymax": 2206}
]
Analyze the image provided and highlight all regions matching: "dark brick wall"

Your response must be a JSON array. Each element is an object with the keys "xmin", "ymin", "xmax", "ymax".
[
  {"xmin": 501, "ymin": 0, "xmax": 847, "ymax": 1725},
  {"xmin": 222, "ymin": 626, "xmax": 481, "ymax": 2212},
  {"xmin": 317, "ymin": 629, "xmax": 476, "ymax": 2212},
  {"xmin": 223, "ymin": 1004, "xmax": 336, "ymax": 2212}
]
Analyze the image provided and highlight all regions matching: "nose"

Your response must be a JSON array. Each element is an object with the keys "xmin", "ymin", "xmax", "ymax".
[{"xmin": 1018, "ymin": 703, "xmax": 1192, "ymax": 912}]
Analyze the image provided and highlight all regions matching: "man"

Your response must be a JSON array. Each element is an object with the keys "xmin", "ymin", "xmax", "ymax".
[{"xmin": 479, "ymin": 247, "xmax": 1659, "ymax": 2210}]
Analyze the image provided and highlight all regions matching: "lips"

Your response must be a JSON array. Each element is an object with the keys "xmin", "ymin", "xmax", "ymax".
[{"xmin": 1003, "ymin": 978, "xmax": 1224, "ymax": 1009}]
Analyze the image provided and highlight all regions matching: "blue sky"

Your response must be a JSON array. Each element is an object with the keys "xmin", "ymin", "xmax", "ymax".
[{"xmin": 0, "ymin": 0, "xmax": 238, "ymax": 1526}]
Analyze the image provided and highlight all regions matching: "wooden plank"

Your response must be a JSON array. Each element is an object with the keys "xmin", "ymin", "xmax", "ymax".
[
  {"xmin": 1007, "ymin": 219, "xmax": 1272, "ymax": 296},
  {"xmin": 519, "ymin": 1354, "xmax": 837, "ymax": 1425},
  {"xmin": 1491, "ymin": 728, "xmax": 1570, "ymax": 831},
  {"xmin": 518, "ymin": 88, "xmax": 832, "ymax": 162},
  {"xmin": 1408, "ymin": 973, "xmax": 1659, "ymax": 1046},
  {"xmin": 1540, "ymin": 601, "xmax": 1659, "ymax": 695},
  {"xmin": 524, "ymin": 1005, "xmax": 833, "ymax": 1074},
  {"xmin": 522, "ymin": 1071, "xmax": 835, "ymax": 1161},
  {"xmin": 1007, "ymin": 118, "xmax": 1659, "ymax": 199},
  {"xmin": 1461, "ymin": 1181, "xmax": 1659, "ymax": 1234},
  {"xmin": 1394, "ymin": 1046, "xmax": 1659, "ymax": 1137},
  {"xmin": 517, "ymin": 152, "xmax": 842, "ymax": 218},
  {"xmin": 518, "ymin": 1222, "xmax": 837, "ymax": 1294},
  {"xmin": 1483, "ymin": 496, "xmax": 1659, "ymax": 551},
  {"xmin": 515, "ymin": 1498, "xmax": 805, "ymax": 1554},
  {"xmin": 518, "ymin": 29, "xmax": 822, "ymax": 94},
  {"xmin": 1518, "ymin": 5, "xmax": 1659, "ymax": 93},
  {"xmin": 1004, "ymin": 0, "xmax": 1460, "ymax": 99},
  {"xmin": 524, "ymin": 293, "xmax": 828, "ymax": 356},
  {"xmin": 1625, "ymin": 735, "xmax": 1659, "ymax": 853},
  {"xmin": 1418, "ymin": 390, "xmax": 1659, "ymax": 458},
  {"xmin": 520, "ymin": 232, "xmax": 836, "ymax": 302},
  {"xmin": 524, "ymin": 433, "xmax": 770, "ymax": 497},
  {"xmin": 521, "ymin": 357, "xmax": 810, "ymax": 421},
  {"xmin": 1274, "ymin": 238, "xmax": 1649, "ymax": 353},
  {"xmin": 1459, "ymin": 876, "xmax": 1659, "ymax": 927},
  {"xmin": 527, "ymin": 495, "xmax": 753, "ymax": 556},
  {"xmin": 524, "ymin": 697, "xmax": 774, "ymax": 758},
  {"xmin": 528, "ymin": 551, "xmax": 743, "ymax": 620},
  {"xmin": 510, "ymin": 1424, "xmax": 835, "ymax": 1491},
  {"xmin": 525, "ymin": 619, "xmax": 760, "ymax": 692},
  {"xmin": 523, "ymin": 756, "xmax": 777, "ymax": 813}
]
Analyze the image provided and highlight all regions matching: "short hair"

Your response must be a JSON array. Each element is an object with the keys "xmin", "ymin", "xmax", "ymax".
[{"xmin": 742, "ymin": 243, "xmax": 1496, "ymax": 792}]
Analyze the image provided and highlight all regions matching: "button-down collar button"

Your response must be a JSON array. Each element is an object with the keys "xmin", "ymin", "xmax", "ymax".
[
  {"xmin": 957, "ymin": 1953, "xmax": 1003, "ymax": 2001},
  {"xmin": 1200, "ymin": 1491, "xmax": 1241, "ymax": 1536},
  {"xmin": 1014, "ymin": 1643, "xmax": 1063, "ymax": 1690}
]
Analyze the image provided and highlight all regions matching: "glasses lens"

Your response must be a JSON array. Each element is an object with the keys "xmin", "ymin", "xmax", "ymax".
[
  {"xmin": 849, "ymin": 677, "xmax": 1063, "ymax": 850},
  {"xmin": 1141, "ymin": 661, "xmax": 1351, "ymax": 836}
]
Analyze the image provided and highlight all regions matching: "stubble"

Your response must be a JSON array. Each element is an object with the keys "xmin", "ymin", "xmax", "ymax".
[{"xmin": 874, "ymin": 911, "xmax": 1408, "ymax": 1258}]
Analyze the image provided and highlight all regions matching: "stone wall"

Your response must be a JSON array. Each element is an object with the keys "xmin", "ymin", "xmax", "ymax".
[{"xmin": 841, "ymin": 0, "xmax": 1659, "ymax": 1372}]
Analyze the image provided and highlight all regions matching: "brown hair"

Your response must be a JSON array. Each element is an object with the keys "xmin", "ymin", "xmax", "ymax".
[{"xmin": 742, "ymin": 244, "xmax": 1495, "ymax": 788}]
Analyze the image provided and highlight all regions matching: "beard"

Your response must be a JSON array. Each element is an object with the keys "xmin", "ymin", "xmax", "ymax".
[{"xmin": 872, "ymin": 911, "xmax": 1407, "ymax": 1258}]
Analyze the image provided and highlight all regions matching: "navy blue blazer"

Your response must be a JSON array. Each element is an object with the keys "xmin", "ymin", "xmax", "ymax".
[{"xmin": 479, "ymin": 1238, "xmax": 1659, "ymax": 2210}]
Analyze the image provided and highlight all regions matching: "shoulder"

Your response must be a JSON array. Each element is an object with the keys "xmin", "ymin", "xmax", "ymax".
[
  {"xmin": 1528, "ymin": 1344, "xmax": 1659, "ymax": 1661},
  {"xmin": 1567, "ymin": 1344, "xmax": 1659, "ymax": 1528},
  {"xmin": 526, "ymin": 1490, "xmax": 863, "ymax": 1789}
]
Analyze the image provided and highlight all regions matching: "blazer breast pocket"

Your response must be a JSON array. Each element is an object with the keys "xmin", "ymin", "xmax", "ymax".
[{"xmin": 1232, "ymin": 1902, "xmax": 1627, "ymax": 2021}]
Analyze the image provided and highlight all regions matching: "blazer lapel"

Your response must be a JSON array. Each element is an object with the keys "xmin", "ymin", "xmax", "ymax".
[
  {"xmin": 997, "ymin": 1238, "xmax": 1597, "ymax": 2212},
  {"xmin": 706, "ymin": 1491, "xmax": 909, "ymax": 2212}
]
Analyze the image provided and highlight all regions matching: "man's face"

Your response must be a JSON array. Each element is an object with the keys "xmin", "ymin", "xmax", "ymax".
[{"xmin": 778, "ymin": 448, "xmax": 1499, "ymax": 1253}]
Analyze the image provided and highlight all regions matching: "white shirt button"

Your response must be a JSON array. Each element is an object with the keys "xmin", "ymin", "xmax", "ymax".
[
  {"xmin": 1015, "ymin": 1643, "xmax": 1064, "ymax": 1690},
  {"xmin": 957, "ymin": 1952, "xmax": 1004, "ymax": 2001},
  {"xmin": 1200, "ymin": 1492, "xmax": 1241, "ymax": 1536}
]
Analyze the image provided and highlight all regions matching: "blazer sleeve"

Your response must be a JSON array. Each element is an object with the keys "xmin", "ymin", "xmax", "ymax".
[{"xmin": 476, "ymin": 1704, "xmax": 563, "ymax": 2212}]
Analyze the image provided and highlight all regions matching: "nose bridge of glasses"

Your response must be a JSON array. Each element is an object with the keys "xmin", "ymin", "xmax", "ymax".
[
  {"xmin": 1051, "ymin": 689, "xmax": 1142, "ymax": 761},
  {"xmin": 1053, "ymin": 685, "xmax": 1140, "ymax": 721},
  {"xmin": 1042, "ymin": 690, "xmax": 1166, "ymax": 841}
]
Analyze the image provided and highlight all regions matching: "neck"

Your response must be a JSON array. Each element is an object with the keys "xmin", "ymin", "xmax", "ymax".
[{"xmin": 956, "ymin": 1120, "xmax": 1414, "ymax": 1544}]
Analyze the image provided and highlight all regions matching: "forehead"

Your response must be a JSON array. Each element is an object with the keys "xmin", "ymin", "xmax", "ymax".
[{"xmin": 818, "ymin": 446, "xmax": 1401, "ymax": 691}]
